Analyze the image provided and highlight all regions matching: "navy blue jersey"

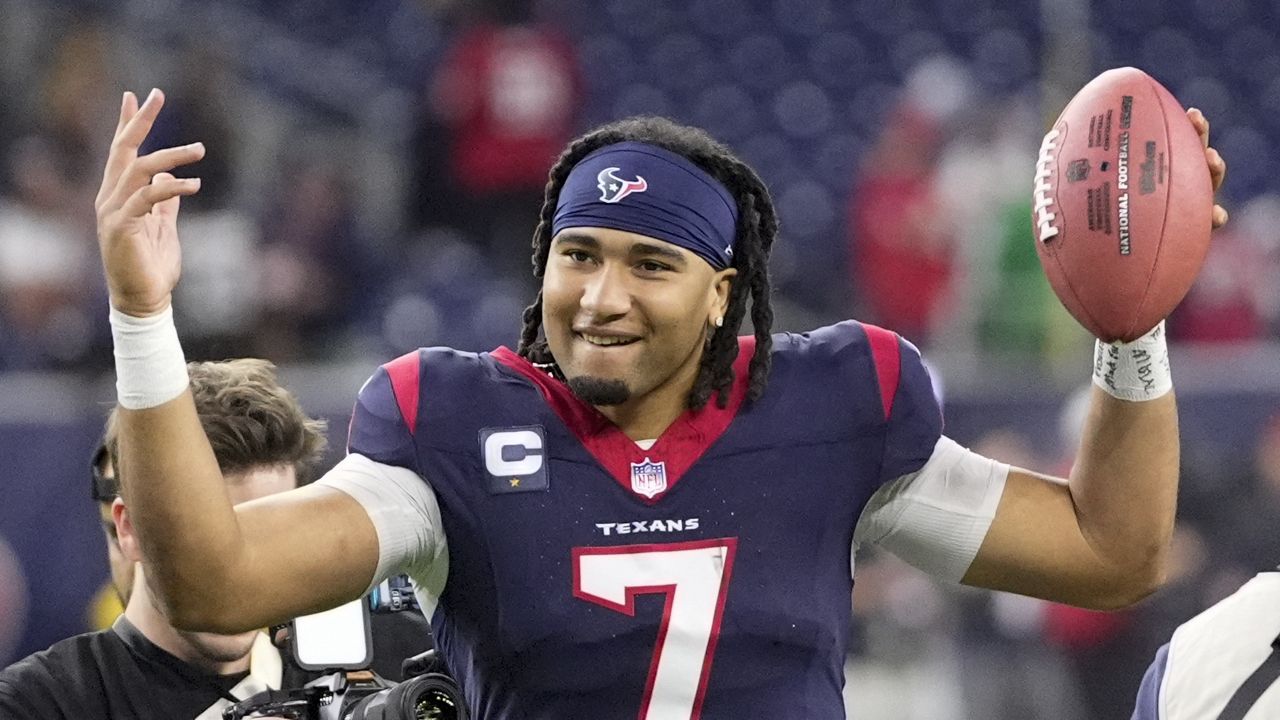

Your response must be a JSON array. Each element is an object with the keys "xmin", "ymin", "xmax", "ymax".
[{"xmin": 347, "ymin": 321, "xmax": 942, "ymax": 720}]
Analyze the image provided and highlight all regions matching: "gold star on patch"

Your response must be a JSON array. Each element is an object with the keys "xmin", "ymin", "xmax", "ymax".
[{"xmin": 510, "ymin": 478, "xmax": 521, "ymax": 487}]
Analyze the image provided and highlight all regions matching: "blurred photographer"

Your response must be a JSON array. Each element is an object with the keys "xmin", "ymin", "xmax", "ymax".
[{"xmin": 0, "ymin": 359, "xmax": 326, "ymax": 719}]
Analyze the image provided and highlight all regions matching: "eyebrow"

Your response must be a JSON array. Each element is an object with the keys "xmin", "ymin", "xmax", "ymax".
[
  {"xmin": 555, "ymin": 233, "xmax": 689, "ymax": 266},
  {"xmin": 554, "ymin": 232, "xmax": 601, "ymax": 249},
  {"xmin": 630, "ymin": 242, "xmax": 687, "ymax": 265}
]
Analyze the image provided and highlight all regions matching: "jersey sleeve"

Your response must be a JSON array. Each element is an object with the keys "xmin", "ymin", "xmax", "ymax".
[
  {"xmin": 315, "ymin": 454, "xmax": 448, "ymax": 613},
  {"xmin": 870, "ymin": 329, "xmax": 944, "ymax": 485},
  {"xmin": 347, "ymin": 350, "xmax": 423, "ymax": 472},
  {"xmin": 854, "ymin": 436, "xmax": 1008, "ymax": 581}
]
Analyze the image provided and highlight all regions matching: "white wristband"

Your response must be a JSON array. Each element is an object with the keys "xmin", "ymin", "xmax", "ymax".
[
  {"xmin": 110, "ymin": 304, "xmax": 189, "ymax": 410},
  {"xmin": 1092, "ymin": 321, "xmax": 1172, "ymax": 402}
]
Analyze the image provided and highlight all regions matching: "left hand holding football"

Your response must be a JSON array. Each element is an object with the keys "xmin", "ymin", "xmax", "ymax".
[{"xmin": 1187, "ymin": 108, "xmax": 1228, "ymax": 228}]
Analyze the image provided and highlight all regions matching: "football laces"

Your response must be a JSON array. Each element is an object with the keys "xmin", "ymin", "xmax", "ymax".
[{"xmin": 1034, "ymin": 127, "xmax": 1062, "ymax": 243}]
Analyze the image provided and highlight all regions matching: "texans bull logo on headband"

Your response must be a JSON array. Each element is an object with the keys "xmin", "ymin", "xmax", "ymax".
[
  {"xmin": 555, "ymin": 142, "xmax": 738, "ymax": 269},
  {"xmin": 597, "ymin": 167, "xmax": 648, "ymax": 203}
]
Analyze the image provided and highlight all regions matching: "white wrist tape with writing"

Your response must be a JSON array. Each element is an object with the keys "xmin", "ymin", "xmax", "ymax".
[
  {"xmin": 1092, "ymin": 321, "xmax": 1172, "ymax": 402},
  {"xmin": 110, "ymin": 304, "xmax": 189, "ymax": 410}
]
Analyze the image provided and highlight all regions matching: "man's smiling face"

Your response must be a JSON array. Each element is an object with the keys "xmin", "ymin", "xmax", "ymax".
[{"xmin": 541, "ymin": 227, "xmax": 734, "ymax": 409}]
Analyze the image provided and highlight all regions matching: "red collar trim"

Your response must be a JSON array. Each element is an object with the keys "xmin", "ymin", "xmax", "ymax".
[{"xmin": 491, "ymin": 338, "xmax": 755, "ymax": 505}]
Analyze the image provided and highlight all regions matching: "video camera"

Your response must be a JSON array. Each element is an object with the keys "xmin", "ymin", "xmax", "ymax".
[{"xmin": 222, "ymin": 576, "xmax": 467, "ymax": 720}]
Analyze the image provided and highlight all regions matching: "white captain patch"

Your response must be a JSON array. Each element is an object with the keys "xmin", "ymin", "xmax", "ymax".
[{"xmin": 630, "ymin": 457, "xmax": 667, "ymax": 498}]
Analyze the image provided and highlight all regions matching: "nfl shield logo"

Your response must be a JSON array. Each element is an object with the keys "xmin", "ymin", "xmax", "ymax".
[{"xmin": 630, "ymin": 458, "xmax": 668, "ymax": 499}]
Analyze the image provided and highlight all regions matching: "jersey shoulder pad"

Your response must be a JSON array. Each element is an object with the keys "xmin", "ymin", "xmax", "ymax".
[
  {"xmin": 348, "ymin": 347, "xmax": 501, "ymax": 467},
  {"xmin": 348, "ymin": 350, "xmax": 424, "ymax": 470},
  {"xmin": 771, "ymin": 321, "xmax": 932, "ymax": 417},
  {"xmin": 772, "ymin": 321, "xmax": 942, "ymax": 483}
]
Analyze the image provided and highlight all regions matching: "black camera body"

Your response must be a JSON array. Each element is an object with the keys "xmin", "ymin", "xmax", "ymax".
[
  {"xmin": 334, "ymin": 654, "xmax": 466, "ymax": 720},
  {"xmin": 222, "ymin": 576, "xmax": 467, "ymax": 720},
  {"xmin": 221, "ymin": 651, "xmax": 466, "ymax": 720}
]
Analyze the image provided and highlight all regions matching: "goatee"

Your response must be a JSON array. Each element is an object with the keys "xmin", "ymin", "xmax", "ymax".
[{"xmin": 567, "ymin": 376, "xmax": 632, "ymax": 406}]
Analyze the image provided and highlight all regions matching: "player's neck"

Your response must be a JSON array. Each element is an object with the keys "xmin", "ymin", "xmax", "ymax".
[
  {"xmin": 595, "ymin": 394, "xmax": 682, "ymax": 442},
  {"xmin": 124, "ymin": 567, "xmax": 253, "ymax": 676}
]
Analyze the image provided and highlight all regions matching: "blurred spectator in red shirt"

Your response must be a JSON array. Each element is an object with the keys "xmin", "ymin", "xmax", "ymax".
[
  {"xmin": 848, "ymin": 58, "xmax": 977, "ymax": 343},
  {"xmin": 409, "ymin": 0, "xmax": 581, "ymax": 280},
  {"xmin": 848, "ymin": 104, "xmax": 951, "ymax": 342}
]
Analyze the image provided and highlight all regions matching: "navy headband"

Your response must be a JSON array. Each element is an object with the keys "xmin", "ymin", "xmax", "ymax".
[{"xmin": 552, "ymin": 141, "xmax": 739, "ymax": 269}]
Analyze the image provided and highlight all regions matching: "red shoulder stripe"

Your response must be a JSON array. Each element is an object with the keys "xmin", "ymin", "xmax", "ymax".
[
  {"xmin": 861, "ymin": 323, "xmax": 900, "ymax": 420},
  {"xmin": 383, "ymin": 350, "xmax": 422, "ymax": 435}
]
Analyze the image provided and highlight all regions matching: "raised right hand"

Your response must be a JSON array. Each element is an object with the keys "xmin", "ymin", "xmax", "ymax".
[{"xmin": 94, "ymin": 89, "xmax": 206, "ymax": 317}]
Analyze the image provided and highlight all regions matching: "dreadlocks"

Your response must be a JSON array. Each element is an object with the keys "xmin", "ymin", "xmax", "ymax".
[{"xmin": 517, "ymin": 117, "xmax": 777, "ymax": 410}]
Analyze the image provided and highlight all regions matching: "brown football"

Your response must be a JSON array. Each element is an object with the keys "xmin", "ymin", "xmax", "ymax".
[{"xmin": 1033, "ymin": 67, "xmax": 1213, "ymax": 342}]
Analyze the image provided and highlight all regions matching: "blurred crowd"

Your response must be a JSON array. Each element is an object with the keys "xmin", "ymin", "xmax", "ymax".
[
  {"xmin": 2, "ymin": 0, "xmax": 1280, "ymax": 718},
  {"xmin": 0, "ymin": 0, "xmax": 579, "ymax": 368},
  {"xmin": 3, "ymin": 0, "xmax": 1280, "ymax": 372}
]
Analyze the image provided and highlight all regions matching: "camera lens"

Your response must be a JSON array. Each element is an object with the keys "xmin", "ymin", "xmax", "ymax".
[
  {"xmin": 343, "ymin": 673, "xmax": 466, "ymax": 720},
  {"xmin": 410, "ymin": 686, "xmax": 460, "ymax": 720}
]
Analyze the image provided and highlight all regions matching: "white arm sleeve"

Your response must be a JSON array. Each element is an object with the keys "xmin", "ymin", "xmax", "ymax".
[
  {"xmin": 314, "ymin": 453, "xmax": 448, "ymax": 614},
  {"xmin": 853, "ymin": 436, "xmax": 1009, "ymax": 582}
]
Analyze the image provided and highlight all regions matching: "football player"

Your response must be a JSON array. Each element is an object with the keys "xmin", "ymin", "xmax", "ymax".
[{"xmin": 93, "ymin": 89, "xmax": 1226, "ymax": 720}]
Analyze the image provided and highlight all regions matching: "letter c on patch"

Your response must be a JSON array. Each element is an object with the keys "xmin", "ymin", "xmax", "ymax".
[{"xmin": 484, "ymin": 430, "xmax": 544, "ymax": 476}]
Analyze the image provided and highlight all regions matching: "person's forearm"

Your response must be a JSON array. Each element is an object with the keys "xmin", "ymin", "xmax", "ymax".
[
  {"xmin": 1068, "ymin": 386, "xmax": 1178, "ymax": 596},
  {"xmin": 118, "ymin": 395, "xmax": 248, "ymax": 624},
  {"xmin": 962, "ymin": 326, "xmax": 1180, "ymax": 609},
  {"xmin": 120, "ymin": 399, "xmax": 385, "ymax": 633},
  {"xmin": 111, "ymin": 301, "xmax": 250, "ymax": 625}
]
